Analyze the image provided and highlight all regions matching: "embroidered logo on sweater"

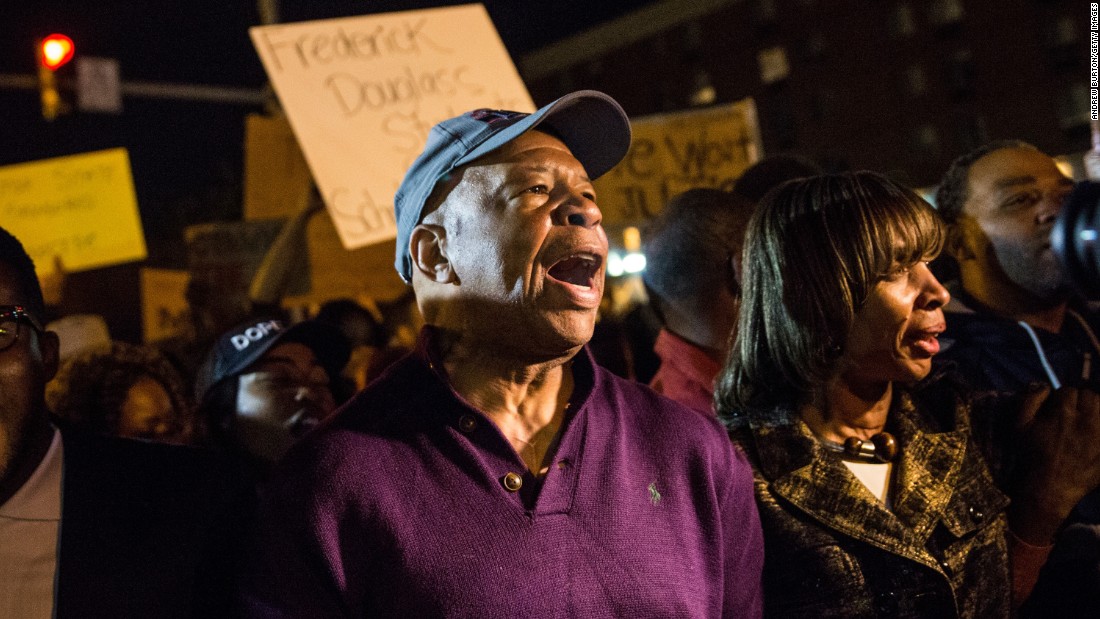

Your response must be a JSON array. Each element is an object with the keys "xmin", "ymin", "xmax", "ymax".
[{"xmin": 648, "ymin": 481, "xmax": 662, "ymax": 505}]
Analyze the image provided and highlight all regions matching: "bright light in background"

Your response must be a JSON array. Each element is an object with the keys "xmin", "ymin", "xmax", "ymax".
[
  {"xmin": 606, "ymin": 228, "xmax": 647, "ymax": 277},
  {"xmin": 622, "ymin": 226, "xmax": 641, "ymax": 252},
  {"xmin": 607, "ymin": 252, "xmax": 624, "ymax": 277},
  {"xmin": 622, "ymin": 252, "xmax": 646, "ymax": 273},
  {"xmin": 606, "ymin": 251, "xmax": 646, "ymax": 276},
  {"xmin": 40, "ymin": 34, "xmax": 74, "ymax": 70}
]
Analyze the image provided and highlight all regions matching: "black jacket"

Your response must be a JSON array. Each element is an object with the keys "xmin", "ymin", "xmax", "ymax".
[
  {"xmin": 54, "ymin": 426, "xmax": 245, "ymax": 618},
  {"xmin": 936, "ymin": 302, "xmax": 1100, "ymax": 618},
  {"xmin": 936, "ymin": 303, "xmax": 1100, "ymax": 393}
]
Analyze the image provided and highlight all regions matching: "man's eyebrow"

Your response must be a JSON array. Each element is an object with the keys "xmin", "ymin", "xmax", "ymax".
[
  {"xmin": 993, "ymin": 174, "xmax": 1075, "ymax": 190},
  {"xmin": 513, "ymin": 163, "xmax": 551, "ymax": 173},
  {"xmin": 508, "ymin": 164, "xmax": 592, "ymax": 184},
  {"xmin": 992, "ymin": 175, "xmax": 1038, "ymax": 189}
]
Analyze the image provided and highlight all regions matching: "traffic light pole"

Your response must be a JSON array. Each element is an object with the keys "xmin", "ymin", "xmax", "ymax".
[{"xmin": 0, "ymin": 72, "xmax": 265, "ymax": 107}]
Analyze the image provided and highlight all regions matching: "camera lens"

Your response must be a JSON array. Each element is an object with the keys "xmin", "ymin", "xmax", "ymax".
[{"xmin": 1051, "ymin": 180, "xmax": 1100, "ymax": 299}]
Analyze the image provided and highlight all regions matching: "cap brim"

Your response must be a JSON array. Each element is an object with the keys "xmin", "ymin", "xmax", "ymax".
[
  {"xmin": 196, "ymin": 319, "xmax": 352, "ymax": 402},
  {"xmin": 455, "ymin": 90, "xmax": 631, "ymax": 180}
]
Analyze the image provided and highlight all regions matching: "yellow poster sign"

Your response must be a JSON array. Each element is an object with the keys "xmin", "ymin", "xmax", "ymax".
[
  {"xmin": 250, "ymin": 4, "xmax": 534, "ymax": 250},
  {"xmin": 0, "ymin": 148, "xmax": 146, "ymax": 275},
  {"xmin": 595, "ymin": 99, "xmax": 762, "ymax": 226}
]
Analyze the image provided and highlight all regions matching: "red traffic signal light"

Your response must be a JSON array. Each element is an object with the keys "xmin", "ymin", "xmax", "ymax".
[
  {"xmin": 39, "ymin": 34, "xmax": 74, "ymax": 71},
  {"xmin": 37, "ymin": 34, "xmax": 74, "ymax": 120}
]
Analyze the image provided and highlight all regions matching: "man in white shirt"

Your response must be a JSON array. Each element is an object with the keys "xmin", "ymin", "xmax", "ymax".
[{"xmin": 0, "ymin": 225, "xmax": 242, "ymax": 618}]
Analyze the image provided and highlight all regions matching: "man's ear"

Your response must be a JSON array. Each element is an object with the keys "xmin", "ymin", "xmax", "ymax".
[
  {"xmin": 728, "ymin": 251, "xmax": 743, "ymax": 296},
  {"xmin": 947, "ymin": 217, "xmax": 979, "ymax": 262},
  {"xmin": 38, "ymin": 329, "xmax": 60, "ymax": 382},
  {"xmin": 410, "ymin": 224, "xmax": 456, "ymax": 284}
]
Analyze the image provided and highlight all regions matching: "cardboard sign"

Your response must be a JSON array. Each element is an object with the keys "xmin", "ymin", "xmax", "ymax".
[
  {"xmin": 298, "ymin": 214, "xmax": 408, "ymax": 304},
  {"xmin": 251, "ymin": 4, "xmax": 534, "ymax": 250},
  {"xmin": 243, "ymin": 113, "xmax": 314, "ymax": 221},
  {"xmin": 184, "ymin": 219, "xmax": 309, "ymax": 297},
  {"xmin": 140, "ymin": 268, "xmax": 191, "ymax": 344},
  {"xmin": 594, "ymin": 100, "xmax": 762, "ymax": 225},
  {"xmin": 0, "ymin": 148, "xmax": 146, "ymax": 276}
]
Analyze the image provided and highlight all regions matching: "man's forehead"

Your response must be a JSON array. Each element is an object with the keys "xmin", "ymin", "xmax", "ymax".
[
  {"xmin": 446, "ymin": 131, "xmax": 588, "ymax": 191},
  {"xmin": 969, "ymin": 147, "xmax": 1066, "ymax": 190},
  {"xmin": 471, "ymin": 129, "xmax": 576, "ymax": 165},
  {"xmin": 428, "ymin": 130, "xmax": 587, "ymax": 215}
]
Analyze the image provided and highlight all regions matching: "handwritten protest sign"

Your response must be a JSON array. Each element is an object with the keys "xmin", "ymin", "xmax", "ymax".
[
  {"xmin": 140, "ymin": 268, "xmax": 191, "ymax": 344},
  {"xmin": 184, "ymin": 219, "xmax": 309, "ymax": 297},
  {"xmin": 299, "ymin": 215, "xmax": 408, "ymax": 304},
  {"xmin": 251, "ymin": 4, "xmax": 533, "ymax": 250},
  {"xmin": 243, "ymin": 113, "xmax": 314, "ymax": 221},
  {"xmin": 594, "ymin": 99, "xmax": 762, "ymax": 225},
  {"xmin": 0, "ymin": 148, "xmax": 146, "ymax": 275}
]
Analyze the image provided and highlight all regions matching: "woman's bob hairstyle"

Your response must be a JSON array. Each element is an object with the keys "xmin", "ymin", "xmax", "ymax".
[{"xmin": 715, "ymin": 171, "xmax": 945, "ymax": 416}]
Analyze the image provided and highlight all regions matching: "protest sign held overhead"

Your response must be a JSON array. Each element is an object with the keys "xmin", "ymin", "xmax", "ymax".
[
  {"xmin": 140, "ymin": 268, "xmax": 191, "ymax": 344},
  {"xmin": 594, "ymin": 99, "xmax": 762, "ymax": 226},
  {"xmin": 251, "ymin": 4, "xmax": 534, "ymax": 250},
  {"xmin": 243, "ymin": 113, "xmax": 314, "ymax": 221},
  {"xmin": 0, "ymin": 148, "xmax": 146, "ymax": 276}
]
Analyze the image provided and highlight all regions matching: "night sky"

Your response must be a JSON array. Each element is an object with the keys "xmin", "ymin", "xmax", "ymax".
[{"xmin": 0, "ymin": 0, "xmax": 656, "ymax": 245}]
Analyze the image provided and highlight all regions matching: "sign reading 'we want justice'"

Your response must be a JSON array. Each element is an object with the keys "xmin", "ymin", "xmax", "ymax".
[{"xmin": 250, "ymin": 4, "xmax": 534, "ymax": 250}]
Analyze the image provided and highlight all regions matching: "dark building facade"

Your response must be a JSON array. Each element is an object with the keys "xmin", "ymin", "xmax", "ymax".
[{"xmin": 520, "ymin": 0, "xmax": 1091, "ymax": 187}]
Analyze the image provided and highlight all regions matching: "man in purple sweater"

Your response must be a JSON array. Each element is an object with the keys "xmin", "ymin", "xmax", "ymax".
[{"xmin": 241, "ymin": 90, "xmax": 764, "ymax": 617}]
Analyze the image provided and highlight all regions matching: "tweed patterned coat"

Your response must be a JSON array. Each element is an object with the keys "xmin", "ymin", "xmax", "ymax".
[{"xmin": 729, "ymin": 381, "xmax": 1011, "ymax": 618}]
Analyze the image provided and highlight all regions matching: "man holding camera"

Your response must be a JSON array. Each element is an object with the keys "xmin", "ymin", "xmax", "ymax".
[
  {"xmin": 935, "ymin": 140, "xmax": 1100, "ymax": 615},
  {"xmin": 935, "ymin": 140, "xmax": 1099, "ymax": 392}
]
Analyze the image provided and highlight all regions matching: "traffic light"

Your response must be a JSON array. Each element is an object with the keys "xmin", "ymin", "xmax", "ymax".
[{"xmin": 37, "ymin": 34, "xmax": 75, "ymax": 120}]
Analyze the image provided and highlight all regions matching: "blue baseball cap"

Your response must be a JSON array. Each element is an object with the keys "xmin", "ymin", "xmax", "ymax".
[{"xmin": 392, "ymin": 90, "xmax": 632, "ymax": 283}]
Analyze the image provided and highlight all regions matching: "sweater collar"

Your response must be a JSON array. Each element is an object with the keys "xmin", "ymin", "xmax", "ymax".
[{"xmin": 412, "ymin": 325, "xmax": 599, "ymax": 417}]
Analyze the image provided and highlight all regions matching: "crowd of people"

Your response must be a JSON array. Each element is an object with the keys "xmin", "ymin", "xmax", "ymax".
[{"xmin": 2, "ymin": 88, "xmax": 1099, "ymax": 618}]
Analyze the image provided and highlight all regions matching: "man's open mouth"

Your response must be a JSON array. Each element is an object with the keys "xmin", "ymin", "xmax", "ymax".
[{"xmin": 547, "ymin": 253, "xmax": 602, "ymax": 288}]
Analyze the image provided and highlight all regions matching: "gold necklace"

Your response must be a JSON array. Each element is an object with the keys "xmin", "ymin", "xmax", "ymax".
[{"xmin": 815, "ymin": 432, "xmax": 899, "ymax": 463}]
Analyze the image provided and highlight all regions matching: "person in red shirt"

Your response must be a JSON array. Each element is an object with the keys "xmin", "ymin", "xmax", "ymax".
[{"xmin": 643, "ymin": 189, "xmax": 751, "ymax": 413}]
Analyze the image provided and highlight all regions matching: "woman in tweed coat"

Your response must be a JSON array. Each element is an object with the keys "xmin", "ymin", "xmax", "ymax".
[{"xmin": 715, "ymin": 172, "xmax": 1097, "ymax": 618}]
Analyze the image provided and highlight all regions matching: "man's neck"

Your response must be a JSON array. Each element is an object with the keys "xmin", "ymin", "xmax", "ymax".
[
  {"xmin": 663, "ymin": 325, "xmax": 727, "ymax": 364},
  {"xmin": 662, "ymin": 298, "xmax": 736, "ymax": 364},
  {"xmin": 959, "ymin": 282, "xmax": 1068, "ymax": 334},
  {"xmin": 439, "ymin": 332, "xmax": 577, "ymax": 475},
  {"xmin": 0, "ymin": 414, "xmax": 54, "ymax": 507}
]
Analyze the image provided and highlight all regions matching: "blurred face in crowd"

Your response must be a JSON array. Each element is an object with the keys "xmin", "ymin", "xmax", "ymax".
[
  {"xmin": 423, "ymin": 130, "xmax": 608, "ymax": 355},
  {"xmin": 841, "ymin": 259, "xmax": 950, "ymax": 390},
  {"xmin": 0, "ymin": 264, "xmax": 58, "ymax": 484},
  {"xmin": 957, "ymin": 147, "xmax": 1074, "ymax": 300},
  {"xmin": 234, "ymin": 341, "xmax": 336, "ymax": 464},
  {"xmin": 117, "ymin": 375, "xmax": 185, "ymax": 443}
]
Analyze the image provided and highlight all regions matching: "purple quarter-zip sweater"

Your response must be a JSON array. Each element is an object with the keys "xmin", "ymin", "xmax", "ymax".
[{"xmin": 242, "ymin": 327, "xmax": 763, "ymax": 618}]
